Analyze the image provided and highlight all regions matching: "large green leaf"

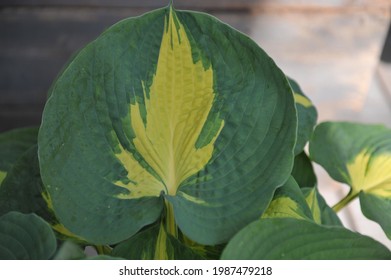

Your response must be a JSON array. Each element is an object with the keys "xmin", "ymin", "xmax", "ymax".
[
  {"xmin": 38, "ymin": 4, "xmax": 296, "ymax": 245},
  {"xmin": 287, "ymin": 78, "xmax": 317, "ymax": 155},
  {"xmin": 221, "ymin": 218, "xmax": 391, "ymax": 260},
  {"xmin": 0, "ymin": 127, "xmax": 38, "ymax": 184},
  {"xmin": 360, "ymin": 193, "xmax": 391, "ymax": 239},
  {"xmin": 0, "ymin": 211, "xmax": 57, "ymax": 260},
  {"xmin": 309, "ymin": 122, "xmax": 391, "ymax": 236}
]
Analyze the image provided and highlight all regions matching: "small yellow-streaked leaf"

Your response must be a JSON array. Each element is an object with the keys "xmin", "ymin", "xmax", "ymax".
[
  {"xmin": 115, "ymin": 7, "xmax": 223, "ymax": 199},
  {"xmin": 294, "ymin": 93, "xmax": 312, "ymax": 108},
  {"xmin": 347, "ymin": 151, "xmax": 391, "ymax": 197},
  {"xmin": 304, "ymin": 188, "xmax": 321, "ymax": 224},
  {"xmin": 262, "ymin": 197, "xmax": 308, "ymax": 220},
  {"xmin": 0, "ymin": 170, "xmax": 6, "ymax": 184},
  {"xmin": 153, "ymin": 221, "xmax": 170, "ymax": 260},
  {"xmin": 262, "ymin": 177, "xmax": 313, "ymax": 221}
]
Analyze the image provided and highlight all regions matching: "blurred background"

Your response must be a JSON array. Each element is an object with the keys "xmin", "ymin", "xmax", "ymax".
[{"xmin": 1, "ymin": 0, "xmax": 391, "ymax": 248}]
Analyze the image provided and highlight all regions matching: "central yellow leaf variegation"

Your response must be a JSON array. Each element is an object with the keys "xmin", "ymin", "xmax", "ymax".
[
  {"xmin": 347, "ymin": 150, "xmax": 391, "ymax": 197},
  {"xmin": 293, "ymin": 93, "xmax": 312, "ymax": 108},
  {"xmin": 115, "ymin": 7, "xmax": 224, "ymax": 199}
]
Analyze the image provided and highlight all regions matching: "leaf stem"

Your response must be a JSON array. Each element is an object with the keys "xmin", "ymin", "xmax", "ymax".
[
  {"xmin": 332, "ymin": 192, "xmax": 357, "ymax": 212},
  {"xmin": 165, "ymin": 200, "xmax": 178, "ymax": 238},
  {"xmin": 95, "ymin": 245, "xmax": 112, "ymax": 255}
]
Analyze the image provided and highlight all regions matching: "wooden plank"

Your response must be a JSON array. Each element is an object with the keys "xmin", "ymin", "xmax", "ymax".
[
  {"xmin": 0, "ymin": 0, "xmax": 256, "ymax": 10},
  {"xmin": 0, "ymin": 106, "xmax": 43, "ymax": 133},
  {"xmin": 1, "ymin": 0, "xmax": 389, "ymax": 10},
  {"xmin": 0, "ymin": 7, "xmax": 254, "ymax": 132}
]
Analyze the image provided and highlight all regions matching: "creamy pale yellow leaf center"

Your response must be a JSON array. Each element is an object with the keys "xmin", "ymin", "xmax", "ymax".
[
  {"xmin": 115, "ymin": 8, "xmax": 224, "ymax": 199},
  {"xmin": 347, "ymin": 150, "xmax": 391, "ymax": 197}
]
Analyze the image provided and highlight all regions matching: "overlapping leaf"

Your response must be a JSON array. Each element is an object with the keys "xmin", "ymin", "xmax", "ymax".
[
  {"xmin": 0, "ymin": 212, "xmax": 57, "ymax": 260},
  {"xmin": 359, "ymin": 193, "xmax": 391, "ymax": 239},
  {"xmin": 262, "ymin": 176, "xmax": 313, "ymax": 221},
  {"xmin": 221, "ymin": 218, "xmax": 391, "ymax": 260},
  {"xmin": 0, "ymin": 146, "xmax": 49, "ymax": 218},
  {"xmin": 310, "ymin": 122, "xmax": 391, "ymax": 238},
  {"xmin": 0, "ymin": 127, "xmax": 38, "ymax": 184},
  {"xmin": 262, "ymin": 177, "xmax": 340, "ymax": 227},
  {"xmin": 302, "ymin": 187, "xmax": 342, "ymax": 226},
  {"xmin": 291, "ymin": 152, "xmax": 317, "ymax": 189},
  {"xmin": 38, "ymin": 5, "xmax": 296, "ymax": 245},
  {"xmin": 0, "ymin": 145, "xmax": 84, "ymax": 242},
  {"xmin": 112, "ymin": 222, "xmax": 205, "ymax": 260},
  {"xmin": 288, "ymin": 78, "xmax": 317, "ymax": 155}
]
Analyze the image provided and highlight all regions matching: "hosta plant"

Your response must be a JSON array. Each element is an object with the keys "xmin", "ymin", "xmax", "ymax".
[{"xmin": 1, "ymin": 2, "xmax": 390, "ymax": 260}]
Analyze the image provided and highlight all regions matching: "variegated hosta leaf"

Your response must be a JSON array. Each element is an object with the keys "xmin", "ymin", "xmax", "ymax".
[
  {"xmin": 263, "ymin": 174, "xmax": 341, "ymax": 226},
  {"xmin": 287, "ymin": 78, "xmax": 317, "ymax": 155},
  {"xmin": 262, "ymin": 176, "xmax": 313, "ymax": 221},
  {"xmin": 309, "ymin": 122, "xmax": 391, "ymax": 237},
  {"xmin": 221, "ymin": 218, "xmax": 391, "ymax": 260},
  {"xmin": 38, "ymin": 5, "xmax": 296, "ymax": 245},
  {"xmin": 0, "ymin": 127, "xmax": 38, "ymax": 185},
  {"xmin": 359, "ymin": 193, "xmax": 391, "ymax": 239},
  {"xmin": 302, "ymin": 187, "xmax": 342, "ymax": 226}
]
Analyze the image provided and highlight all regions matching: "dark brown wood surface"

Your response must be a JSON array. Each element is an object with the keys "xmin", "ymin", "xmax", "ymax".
[
  {"xmin": 0, "ymin": 0, "xmax": 391, "ymax": 132},
  {"xmin": 1, "ymin": 0, "xmax": 258, "ymax": 10},
  {"xmin": 0, "ymin": 1, "xmax": 253, "ymax": 132}
]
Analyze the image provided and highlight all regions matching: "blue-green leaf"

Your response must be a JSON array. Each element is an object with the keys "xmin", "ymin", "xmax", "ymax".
[
  {"xmin": 38, "ymin": 5, "xmax": 297, "ymax": 245},
  {"xmin": 222, "ymin": 218, "xmax": 391, "ymax": 260},
  {"xmin": 0, "ymin": 212, "xmax": 57, "ymax": 260}
]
